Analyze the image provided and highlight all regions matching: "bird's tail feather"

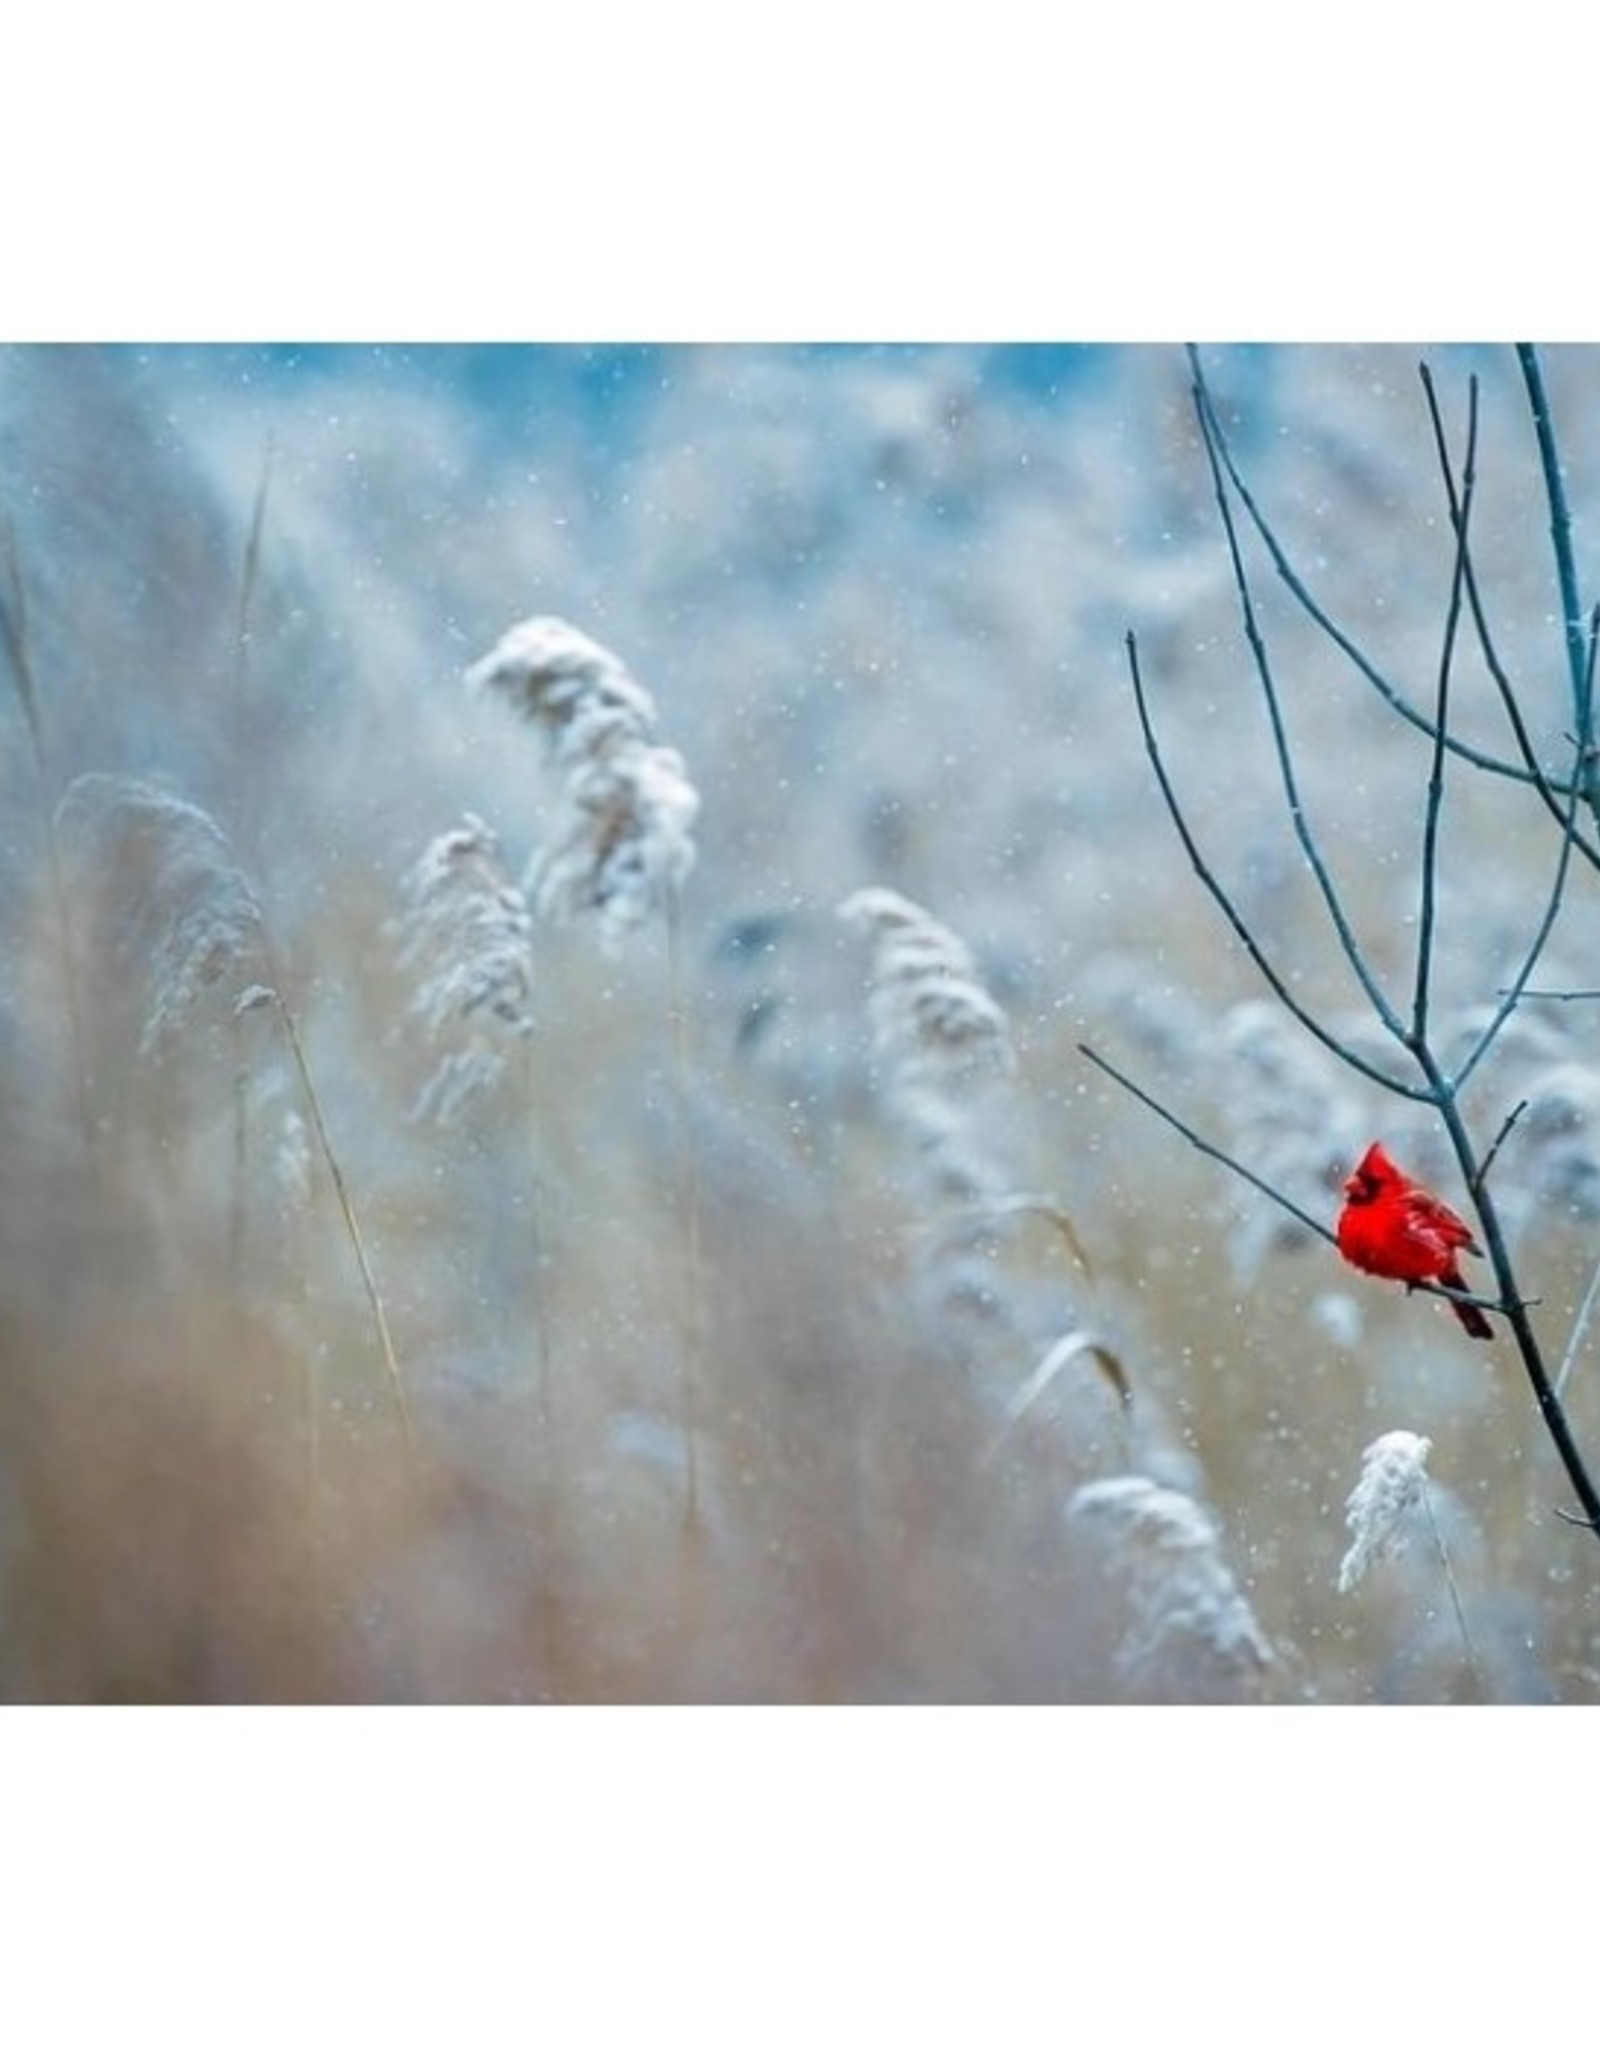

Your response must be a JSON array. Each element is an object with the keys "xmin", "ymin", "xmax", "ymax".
[{"xmin": 1444, "ymin": 1261, "xmax": 1494, "ymax": 1340}]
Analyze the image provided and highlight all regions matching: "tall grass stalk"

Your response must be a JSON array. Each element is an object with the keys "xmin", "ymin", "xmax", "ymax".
[
  {"xmin": 468, "ymin": 617, "xmax": 705, "ymax": 1529},
  {"xmin": 228, "ymin": 443, "xmax": 275, "ymax": 1241},
  {"xmin": 1420, "ymin": 1487, "xmax": 1483, "ymax": 1699},
  {"xmin": 234, "ymin": 435, "xmax": 274, "ymax": 686},
  {"xmin": 668, "ymin": 884, "xmax": 706, "ymax": 1531},
  {"xmin": 1, "ymin": 517, "xmax": 93, "ymax": 1150},
  {"xmin": 266, "ymin": 987, "xmax": 422, "ymax": 1485},
  {"xmin": 229, "ymin": 1036, "xmax": 250, "ymax": 1296},
  {"xmin": 517, "ymin": 1032, "xmax": 565, "ymax": 1689}
]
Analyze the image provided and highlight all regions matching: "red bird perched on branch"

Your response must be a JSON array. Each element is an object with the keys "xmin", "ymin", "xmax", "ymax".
[{"xmin": 1335, "ymin": 1141, "xmax": 1494, "ymax": 1340}]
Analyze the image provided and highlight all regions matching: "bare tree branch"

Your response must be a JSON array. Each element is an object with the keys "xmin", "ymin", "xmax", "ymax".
[
  {"xmin": 1103, "ymin": 347, "xmax": 1600, "ymax": 1541},
  {"xmin": 1452, "ymin": 608, "xmax": 1598, "ymax": 1096},
  {"xmin": 1517, "ymin": 343, "xmax": 1594, "ymax": 810},
  {"xmin": 1409, "ymin": 1034, "xmax": 1600, "ymax": 1527},
  {"xmin": 1471, "ymin": 1099, "xmax": 1528, "ymax": 1199},
  {"xmin": 1188, "ymin": 351, "xmax": 1410, "ymax": 1046},
  {"xmin": 1078, "ymin": 1041, "xmax": 1513, "ymax": 1321},
  {"xmin": 1077, "ymin": 1039, "xmax": 1337, "ymax": 1246},
  {"xmin": 1411, "ymin": 366, "xmax": 1478, "ymax": 1048},
  {"xmin": 1125, "ymin": 632, "xmax": 1427, "ymax": 1100},
  {"xmin": 1420, "ymin": 360, "xmax": 1600, "ymax": 874},
  {"xmin": 1190, "ymin": 353, "xmax": 1561, "ymax": 797}
]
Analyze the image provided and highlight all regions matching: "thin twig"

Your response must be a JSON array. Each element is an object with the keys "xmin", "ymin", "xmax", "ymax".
[
  {"xmin": 1189, "ymin": 349, "xmax": 1410, "ymax": 1046},
  {"xmin": 1191, "ymin": 353, "xmax": 1559, "ymax": 798},
  {"xmin": 1422, "ymin": 359, "xmax": 1600, "ymax": 872},
  {"xmin": 1079, "ymin": 1041, "xmax": 1511, "ymax": 1318},
  {"xmin": 1079, "ymin": 1041, "xmax": 1337, "ymax": 1246},
  {"xmin": 1411, "ymin": 367, "xmax": 1478, "ymax": 1047},
  {"xmin": 1471, "ymin": 1099, "xmax": 1528, "ymax": 1199},
  {"xmin": 1451, "ymin": 607, "xmax": 1598, "ymax": 1095},
  {"xmin": 1517, "ymin": 343, "xmax": 1593, "ymax": 806},
  {"xmin": 1125, "ymin": 632, "xmax": 1426, "ymax": 1099}
]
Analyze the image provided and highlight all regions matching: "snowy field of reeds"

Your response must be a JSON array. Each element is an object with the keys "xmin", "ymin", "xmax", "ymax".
[{"xmin": 5, "ymin": 340, "xmax": 1600, "ymax": 1702}]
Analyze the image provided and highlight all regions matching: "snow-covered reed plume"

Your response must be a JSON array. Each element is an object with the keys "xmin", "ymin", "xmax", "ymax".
[
  {"xmin": 467, "ymin": 616, "xmax": 699, "ymax": 947},
  {"xmin": 1068, "ymin": 1474, "xmax": 1272, "ymax": 1691},
  {"xmin": 57, "ymin": 771, "xmax": 269, "ymax": 1055},
  {"xmin": 839, "ymin": 885, "xmax": 1040, "ymax": 1334},
  {"xmin": 469, "ymin": 615, "xmax": 704, "ymax": 1526},
  {"xmin": 57, "ymin": 772, "xmax": 420, "ymax": 1476},
  {"xmin": 839, "ymin": 885, "xmax": 1015, "ymax": 1090},
  {"xmin": 394, "ymin": 813, "xmax": 535, "ymax": 1124},
  {"xmin": 1336, "ymin": 1429, "xmax": 1480, "ymax": 1687},
  {"xmin": 1337, "ymin": 1430, "xmax": 1434, "ymax": 1593},
  {"xmin": 838, "ymin": 884, "xmax": 1017, "ymax": 1214}
]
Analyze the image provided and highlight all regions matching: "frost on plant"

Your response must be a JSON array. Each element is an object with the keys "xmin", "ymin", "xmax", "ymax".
[
  {"xmin": 56, "ymin": 772, "xmax": 269, "ymax": 1056},
  {"xmin": 1069, "ymin": 1474, "xmax": 1272, "ymax": 1690},
  {"xmin": 1338, "ymin": 1430, "xmax": 1433, "ymax": 1593},
  {"xmin": 467, "ymin": 615, "xmax": 699, "ymax": 947},
  {"xmin": 393, "ymin": 813, "xmax": 535, "ymax": 1125}
]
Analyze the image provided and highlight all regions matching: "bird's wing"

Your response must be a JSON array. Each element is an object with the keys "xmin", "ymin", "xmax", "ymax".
[{"xmin": 1402, "ymin": 1185, "xmax": 1482, "ymax": 1255}]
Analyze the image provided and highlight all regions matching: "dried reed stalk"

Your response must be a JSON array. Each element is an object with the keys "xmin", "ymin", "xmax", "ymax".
[
  {"xmin": 57, "ymin": 773, "xmax": 421, "ymax": 1486},
  {"xmin": 1, "ymin": 517, "xmax": 93, "ymax": 1148},
  {"xmin": 470, "ymin": 616, "xmax": 706, "ymax": 1527}
]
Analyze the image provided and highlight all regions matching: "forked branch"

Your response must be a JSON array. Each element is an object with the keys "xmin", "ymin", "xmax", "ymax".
[{"xmin": 1095, "ymin": 347, "xmax": 1600, "ymax": 1541}]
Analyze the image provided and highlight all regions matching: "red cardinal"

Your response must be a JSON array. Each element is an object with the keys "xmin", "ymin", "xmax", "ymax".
[{"xmin": 1335, "ymin": 1140, "xmax": 1493, "ymax": 1340}]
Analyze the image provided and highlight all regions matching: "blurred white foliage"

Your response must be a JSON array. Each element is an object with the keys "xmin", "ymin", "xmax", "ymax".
[
  {"xmin": 1512, "ymin": 1062, "xmax": 1600, "ymax": 1224},
  {"xmin": 56, "ymin": 772, "xmax": 268, "ymax": 1056},
  {"xmin": 393, "ymin": 813, "xmax": 535, "ymax": 1125},
  {"xmin": 1068, "ymin": 1473, "xmax": 1272, "ymax": 1687},
  {"xmin": 275, "ymin": 1106, "xmax": 313, "ymax": 1217},
  {"xmin": 838, "ymin": 886, "xmax": 1069, "ymax": 1343},
  {"xmin": 1310, "ymin": 1289, "xmax": 1365, "ymax": 1349},
  {"xmin": 467, "ymin": 616, "xmax": 699, "ymax": 947},
  {"xmin": 838, "ymin": 885, "xmax": 1015, "ymax": 1086}
]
